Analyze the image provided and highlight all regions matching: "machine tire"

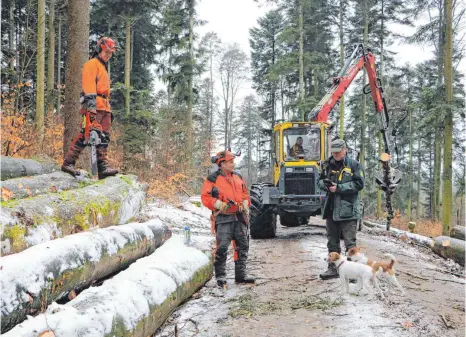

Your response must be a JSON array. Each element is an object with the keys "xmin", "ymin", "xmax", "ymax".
[
  {"xmin": 279, "ymin": 210, "xmax": 301, "ymax": 227},
  {"xmin": 249, "ymin": 184, "xmax": 277, "ymax": 239}
]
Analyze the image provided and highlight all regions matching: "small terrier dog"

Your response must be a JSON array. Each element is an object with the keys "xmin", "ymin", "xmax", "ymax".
[
  {"xmin": 347, "ymin": 247, "xmax": 405, "ymax": 295},
  {"xmin": 326, "ymin": 252, "xmax": 384, "ymax": 299}
]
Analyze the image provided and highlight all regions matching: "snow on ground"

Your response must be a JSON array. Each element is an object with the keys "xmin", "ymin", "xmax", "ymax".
[{"xmin": 4, "ymin": 236, "xmax": 212, "ymax": 337}]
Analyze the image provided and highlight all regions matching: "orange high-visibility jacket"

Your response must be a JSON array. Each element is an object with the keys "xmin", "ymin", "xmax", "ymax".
[
  {"xmin": 82, "ymin": 57, "xmax": 111, "ymax": 112},
  {"xmin": 201, "ymin": 170, "xmax": 251, "ymax": 213}
]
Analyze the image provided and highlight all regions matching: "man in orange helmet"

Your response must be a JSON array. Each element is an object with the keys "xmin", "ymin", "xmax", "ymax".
[
  {"xmin": 201, "ymin": 150, "xmax": 255, "ymax": 287},
  {"xmin": 61, "ymin": 37, "xmax": 119, "ymax": 179}
]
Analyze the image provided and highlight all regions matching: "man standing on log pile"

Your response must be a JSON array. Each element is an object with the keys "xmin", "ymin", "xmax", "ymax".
[
  {"xmin": 61, "ymin": 37, "xmax": 119, "ymax": 179},
  {"xmin": 201, "ymin": 150, "xmax": 255, "ymax": 287},
  {"xmin": 318, "ymin": 139, "xmax": 365, "ymax": 280}
]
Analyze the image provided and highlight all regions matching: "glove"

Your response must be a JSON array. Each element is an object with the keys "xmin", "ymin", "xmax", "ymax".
[
  {"xmin": 214, "ymin": 200, "xmax": 229, "ymax": 213},
  {"xmin": 241, "ymin": 200, "xmax": 250, "ymax": 215}
]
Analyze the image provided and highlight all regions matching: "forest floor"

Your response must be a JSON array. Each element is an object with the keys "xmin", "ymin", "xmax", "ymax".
[{"xmin": 154, "ymin": 215, "xmax": 465, "ymax": 337}]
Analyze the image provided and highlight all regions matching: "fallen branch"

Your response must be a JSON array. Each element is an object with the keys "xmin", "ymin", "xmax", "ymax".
[
  {"xmin": 441, "ymin": 312, "xmax": 453, "ymax": 329},
  {"xmin": 433, "ymin": 277, "xmax": 466, "ymax": 285},
  {"xmin": 398, "ymin": 270, "xmax": 429, "ymax": 280},
  {"xmin": 407, "ymin": 279, "xmax": 421, "ymax": 286}
]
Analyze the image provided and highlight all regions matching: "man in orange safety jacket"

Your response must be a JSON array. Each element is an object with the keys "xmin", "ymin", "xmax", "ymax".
[
  {"xmin": 201, "ymin": 150, "xmax": 255, "ymax": 287},
  {"xmin": 61, "ymin": 37, "xmax": 119, "ymax": 179}
]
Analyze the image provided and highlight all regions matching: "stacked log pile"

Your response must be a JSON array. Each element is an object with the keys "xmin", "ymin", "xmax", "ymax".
[{"xmin": 0, "ymin": 157, "xmax": 214, "ymax": 336}]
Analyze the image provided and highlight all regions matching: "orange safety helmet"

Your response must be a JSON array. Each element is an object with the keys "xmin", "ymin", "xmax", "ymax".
[
  {"xmin": 96, "ymin": 37, "xmax": 119, "ymax": 54},
  {"xmin": 211, "ymin": 149, "xmax": 241, "ymax": 166}
]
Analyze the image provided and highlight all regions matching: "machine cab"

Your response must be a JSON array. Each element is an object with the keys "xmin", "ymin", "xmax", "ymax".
[{"xmin": 272, "ymin": 121, "xmax": 331, "ymax": 187}]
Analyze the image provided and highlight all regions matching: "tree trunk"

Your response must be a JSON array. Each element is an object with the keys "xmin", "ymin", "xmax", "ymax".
[
  {"xmin": 407, "ymin": 106, "xmax": 413, "ymax": 220},
  {"xmin": 1, "ymin": 171, "xmax": 81, "ymax": 201},
  {"xmin": 442, "ymin": 0, "xmax": 453, "ymax": 235},
  {"xmin": 339, "ymin": 0, "xmax": 344, "ymax": 138},
  {"xmin": 298, "ymin": 0, "xmax": 304, "ymax": 121},
  {"xmin": 187, "ymin": 0, "xmax": 194, "ymax": 164},
  {"xmin": 450, "ymin": 226, "xmax": 465, "ymax": 240},
  {"xmin": 209, "ymin": 54, "xmax": 214, "ymax": 155},
  {"xmin": 63, "ymin": 0, "xmax": 90, "ymax": 157},
  {"xmin": 9, "ymin": 1, "xmax": 14, "ymax": 71},
  {"xmin": 376, "ymin": 0, "xmax": 384, "ymax": 219},
  {"xmin": 434, "ymin": 2, "xmax": 444, "ymax": 221},
  {"xmin": 125, "ymin": 17, "xmax": 131, "ymax": 116},
  {"xmin": 432, "ymin": 236, "xmax": 465, "ymax": 266},
  {"xmin": 360, "ymin": 0, "xmax": 368, "ymax": 199},
  {"xmin": 46, "ymin": 0, "xmax": 56, "ymax": 117},
  {"xmin": 4, "ymin": 238, "xmax": 213, "ymax": 337},
  {"xmin": 416, "ymin": 134, "xmax": 421, "ymax": 218},
  {"xmin": 56, "ymin": 16, "xmax": 62, "ymax": 113},
  {"xmin": 1, "ymin": 220, "xmax": 172, "ymax": 333},
  {"xmin": 0, "ymin": 156, "xmax": 58, "ymax": 180},
  {"xmin": 433, "ymin": 122, "xmax": 442, "ymax": 219},
  {"xmin": 35, "ymin": 0, "xmax": 46, "ymax": 141},
  {"xmin": 1, "ymin": 175, "xmax": 146, "ymax": 255}
]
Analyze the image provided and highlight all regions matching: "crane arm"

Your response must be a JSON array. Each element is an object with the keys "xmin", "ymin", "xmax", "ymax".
[{"xmin": 309, "ymin": 44, "xmax": 401, "ymax": 230}]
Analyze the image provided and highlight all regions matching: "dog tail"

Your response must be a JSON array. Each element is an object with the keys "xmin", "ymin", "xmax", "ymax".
[{"xmin": 384, "ymin": 253, "xmax": 396, "ymax": 268}]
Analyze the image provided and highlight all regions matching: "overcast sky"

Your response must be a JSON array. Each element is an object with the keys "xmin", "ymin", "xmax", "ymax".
[{"xmin": 196, "ymin": 0, "xmax": 465, "ymax": 101}]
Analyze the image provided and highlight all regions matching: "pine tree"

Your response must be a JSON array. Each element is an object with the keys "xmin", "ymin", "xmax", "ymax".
[{"xmin": 250, "ymin": 9, "xmax": 285, "ymax": 129}]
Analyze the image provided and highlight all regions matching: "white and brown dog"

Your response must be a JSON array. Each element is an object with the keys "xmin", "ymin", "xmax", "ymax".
[
  {"xmin": 347, "ymin": 247, "xmax": 405, "ymax": 295},
  {"xmin": 326, "ymin": 252, "xmax": 385, "ymax": 299}
]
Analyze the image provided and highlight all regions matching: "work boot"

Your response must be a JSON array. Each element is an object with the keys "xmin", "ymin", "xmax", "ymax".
[
  {"xmin": 61, "ymin": 162, "xmax": 80, "ymax": 177},
  {"xmin": 235, "ymin": 275, "xmax": 256, "ymax": 284},
  {"xmin": 319, "ymin": 263, "xmax": 339, "ymax": 280},
  {"xmin": 97, "ymin": 146, "xmax": 118, "ymax": 179},
  {"xmin": 62, "ymin": 136, "xmax": 86, "ymax": 177},
  {"xmin": 235, "ymin": 264, "xmax": 255, "ymax": 284},
  {"xmin": 217, "ymin": 277, "xmax": 227, "ymax": 287}
]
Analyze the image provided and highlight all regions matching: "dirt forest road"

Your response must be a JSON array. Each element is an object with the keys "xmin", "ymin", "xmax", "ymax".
[{"xmin": 155, "ymin": 217, "xmax": 465, "ymax": 337}]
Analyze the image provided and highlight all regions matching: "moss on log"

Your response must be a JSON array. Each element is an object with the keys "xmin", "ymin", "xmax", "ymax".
[
  {"xmin": 4, "ymin": 237, "xmax": 213, "ymax": 337},
  {"xmin": 0, "ymin": 175, "xmax": 146, "ymax": 254}
]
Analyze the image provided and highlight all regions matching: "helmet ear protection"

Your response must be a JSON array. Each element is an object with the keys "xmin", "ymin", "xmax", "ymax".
[
  {"xmin": 95, "ymin": 37, "xmax": 118, "ymax": 54},
  {"xmin": 95, "ymin": 37, "xmax": 105, "ymax": 54},
  {"xmin": 211, "ymin": 150, "xmax": 241, "ymax": 165}
]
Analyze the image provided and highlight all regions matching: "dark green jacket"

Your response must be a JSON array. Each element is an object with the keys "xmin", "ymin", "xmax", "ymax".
[{"xmin": 317, "ymin": 156, "xmax": 364, "ymax": 221}]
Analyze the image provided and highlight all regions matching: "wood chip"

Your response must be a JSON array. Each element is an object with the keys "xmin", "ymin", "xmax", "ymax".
[{"xmin": 39, "ymin": 330, "xmax": 56, "ymax": 337}]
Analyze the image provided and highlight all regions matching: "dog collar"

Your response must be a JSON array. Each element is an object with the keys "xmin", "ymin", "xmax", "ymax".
[{"xmin": 336, "ymin": 260, "xmax": 345, "ymax": 270}]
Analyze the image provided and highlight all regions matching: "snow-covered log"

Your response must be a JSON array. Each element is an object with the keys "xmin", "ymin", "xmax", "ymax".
[
  {"xmin": 4, "ymin": 236, "xmax": 213, "ymax": 337},
  {"xmin": 432, "ymin": 236, "xmax": 465, "ymax": 266},
  {"xmin": 1, "ymin": 156, "xmax": 58, "ymax": 180},
  {"xmin": 363, "ymin": 220, "xmax": 434, "ymax": 247},
  {"xmin": 0, "ymin": 175, "xmax": 146, "ymax": 254},
  {"xmin": 0, "ymin": 219, "xmax": 171, "ymax": 333},
  {"xmin": 1, "ymin": 171, "xmax": 87, "ymax": 201},
  {"xmin": 450, "ymin": 226, "xmax": 465, "ymax": 241}
]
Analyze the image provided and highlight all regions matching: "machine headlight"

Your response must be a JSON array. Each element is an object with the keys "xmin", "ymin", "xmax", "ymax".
[
  {"xmin": 286, "ymin": 167, "xmax": 293, "ymax": 173},
  {"xmin": 305, "ymin": 167, "xmax": 313, "ymax": 172}
]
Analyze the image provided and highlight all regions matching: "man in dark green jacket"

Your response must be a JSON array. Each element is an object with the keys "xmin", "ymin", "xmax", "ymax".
[{"xmin": 318, "ymin": 139, "xmax": 365, "ymax": 280}]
